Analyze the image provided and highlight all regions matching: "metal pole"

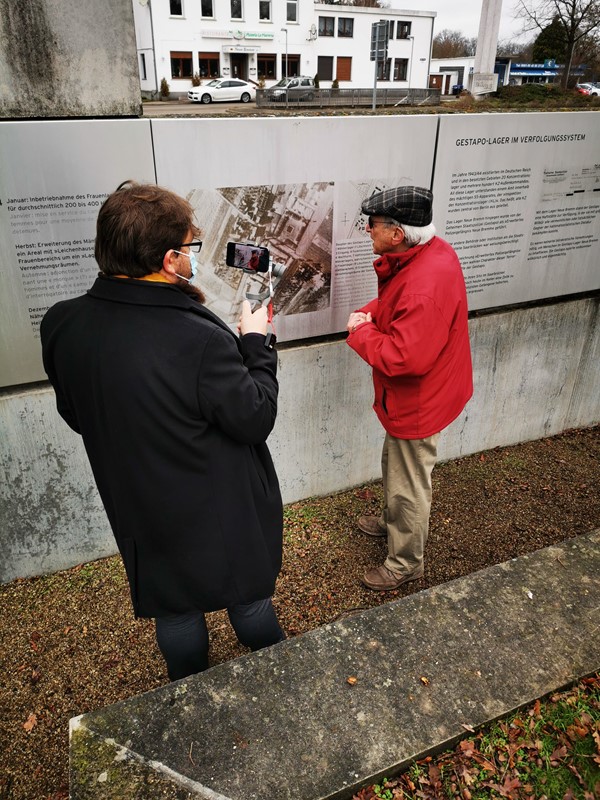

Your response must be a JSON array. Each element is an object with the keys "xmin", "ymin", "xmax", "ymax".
[
  {"xmin": 281, "ymin": 27, "xmax": 288, "ymax": 108},
  {"xmin": 372, "ymin": 58, "xmax": 378, "ymax": 111},
  {"xmin": 281, "ymin": 28, "xmax": 288, "ymax": 80},
  {"xmin": 408, "ymin": 35, "xmax": 414, "ymax": 103}
]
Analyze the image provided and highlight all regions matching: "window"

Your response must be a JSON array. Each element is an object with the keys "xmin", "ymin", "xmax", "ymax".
[
  {"xmin": 396, "ymin": 21, "xmax": 411, "ymax": 39},
  {"xmin": 394, "ymin": 58, "xmax": 408, "ymax": 81},
  {"xmin": 171, "ymin": 51, "xmax": 193, "ymax": 79},
  {"xmin": 201, "ymin": 0, "xmax": 213, "ymax": 18},
  {"xmin": 377, "ymin": 59, "xmax": 391, "ymax": 81},
  {"xmin": 231, "ymin": 0, "xmax": 242, "ymax": 19},
  {"xmin": 259, "ymin": 1, "xmax": 271, "ymax": 21},
  {"xmin": 317, "ymin": 55, "xmax": 333, "ymax": 81},
  {"xmin": 387, "ymin": 21, "xmax": 394, "ymax": 38},
  {"xmin": 336, "ymin": 56, "xmax": 352, "ymax": 82},
  {"xmin": 285, "ymin": 54, "xmax": 300, "ymax": 77},
  {"xmin": 286, "ymin": 0, "xmax": 297, "ymax": 23},
  {"xmin": 140, "ymin": 53, "xmax": 147, "ymax": 80},
  {"xmin": 258, "ymin": 53, "xmax": 276, "ymax": 79},
  {"xmin": 338, "ymin": 18, "xmax": 354, "ymax": 38},
  {"xmin": 318, "ymin": 17, "xmax": 334, "ymax": 37},
  {"xmin": 169, "ymin": 0, "xmax": 183, "ymax": 15},
  {"xmin": 198, "ymin": 52, "xmax": 220, "ymax": 78}
]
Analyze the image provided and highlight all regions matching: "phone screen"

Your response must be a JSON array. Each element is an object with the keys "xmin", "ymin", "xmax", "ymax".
[{"xmin": 226, "ymin": 243, "xmax": 269, "ymax": 273}]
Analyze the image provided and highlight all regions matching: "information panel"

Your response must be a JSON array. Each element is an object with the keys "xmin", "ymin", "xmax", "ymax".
[
  {"xmin": 0, "ymin": 120, "xmax": 156, "ymax": 386},
  {"xmin": 151, "ymin": 115, "xmax": 438, "ymax": 341},
  {"xmin": 432, "ymin": 112, "xmax": 600, "ymax": 310}
]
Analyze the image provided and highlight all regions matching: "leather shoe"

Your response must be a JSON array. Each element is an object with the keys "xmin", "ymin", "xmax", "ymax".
[
  {"xmin": 362, "ymin": 564, "xmax": 424, "ymax": 591},
  {"xmin": 357, "ymin": 515, "xmax": 386, "ymax": 537}
]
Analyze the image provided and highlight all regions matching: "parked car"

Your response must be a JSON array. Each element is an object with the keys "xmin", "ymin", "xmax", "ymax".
[
  {"xmin": 267, "ymin": 76, "xmax": 316, "ymax": 101},
  {"xmin": 575, "ymin": 83, "xmax": 595, "ymax": 95},
  {"xmin": 188, "ymin": 79, "xmax": 255, "ymax": 104}
]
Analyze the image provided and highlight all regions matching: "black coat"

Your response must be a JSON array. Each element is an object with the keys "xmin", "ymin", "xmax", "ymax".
[{"xmin": 41, "ymin": 276, "xmax": 282, "ymax": 618}]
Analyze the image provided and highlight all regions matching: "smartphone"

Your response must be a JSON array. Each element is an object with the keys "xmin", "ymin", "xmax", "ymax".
[{"xmin": 225, "ymin": 242, "xmax": 270, "ymax": 273}]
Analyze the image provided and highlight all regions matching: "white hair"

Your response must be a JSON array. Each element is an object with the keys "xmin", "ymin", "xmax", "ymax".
[
  {"xmin": 399, "ymin": 221, "xmax": 436, "ymax": 246},
  {"xmin": 381, "ymin": 217, "xmax": 436, "ymax": 246}
]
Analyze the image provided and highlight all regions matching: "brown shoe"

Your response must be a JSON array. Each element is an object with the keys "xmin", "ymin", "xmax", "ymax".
[
  {"xmin": 357, "ymin": 515, "xmax": 386, "ymax": 537},
  {"xmin": 361, "ymin": 564, "xmax": 424, "ymax": 591}
]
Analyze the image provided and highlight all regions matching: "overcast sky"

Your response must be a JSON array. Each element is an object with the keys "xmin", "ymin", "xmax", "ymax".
[{"xmin": 389, "ymin": 0, "xmax": 527, "ymax": 42}]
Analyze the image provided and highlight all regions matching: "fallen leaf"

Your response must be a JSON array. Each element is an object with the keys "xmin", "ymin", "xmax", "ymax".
[
  {"xmin": 346, "ymin": 676, "xmax": 358, "ymax": 686},
  {"xmin": 23, "ymin": 713, "xmax": 37, "ymax": 732},
  {"xmin": 420, "ymin": 676, "xmax": 430, "ymax": 686},
  {"xmin": 550, "ymin": 744, "xmax": 568, "ymax": 764},
  {"xmin": 461, "ymin": 723, "xmax": 475, "ymax": 732},
  {"xmin": 566, "ymin": 724, "xmax": 588, "ymax": 741}
]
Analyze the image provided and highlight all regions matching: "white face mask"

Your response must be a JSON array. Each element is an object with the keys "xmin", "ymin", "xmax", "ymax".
[{"xmin": 173, "ymin": 249, "xmax": 198, "ymax": 283}]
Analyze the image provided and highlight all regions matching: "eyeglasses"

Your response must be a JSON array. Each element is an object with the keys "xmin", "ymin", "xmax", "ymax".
[
  {"xmin": 177, "ymin": 241, "xmax": 203, "ymax": 253},
  {"xmin": 366, "ymin": 216, "xmax": 394, "ymax": 230}
]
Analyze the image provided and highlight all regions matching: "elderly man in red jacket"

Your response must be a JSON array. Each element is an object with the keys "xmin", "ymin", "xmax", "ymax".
[{"xmin": 347, "ymin": 186, "xmax": 473, "ymax": 591}]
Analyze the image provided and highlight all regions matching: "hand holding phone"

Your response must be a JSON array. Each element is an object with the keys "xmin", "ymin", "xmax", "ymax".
[{"xmin": 239, "ymin": 300, "xmax": 268, "ymax": 336}]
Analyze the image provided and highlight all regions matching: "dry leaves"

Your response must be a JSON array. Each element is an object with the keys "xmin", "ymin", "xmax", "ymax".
[{"xmin": 23, "ymin": 713, "xmax": 37, "ymax": 732}]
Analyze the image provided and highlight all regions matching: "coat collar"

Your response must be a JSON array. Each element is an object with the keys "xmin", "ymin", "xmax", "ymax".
[
  {"xmin": 373, "ymin": 238, "xmax": 435, "ymax": 282},
  {"xmin": 88, "ymin": 275, "xmax": 234, "ymax": 337}
]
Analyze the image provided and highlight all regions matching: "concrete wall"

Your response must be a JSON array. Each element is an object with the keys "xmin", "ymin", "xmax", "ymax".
[
  {"xmin": 2, "ymin": 295, "xmax": 598, "ymax": 584},
  {"xmin": 0, "ymin": 0, "xmax": 141, "ymax": 118}
]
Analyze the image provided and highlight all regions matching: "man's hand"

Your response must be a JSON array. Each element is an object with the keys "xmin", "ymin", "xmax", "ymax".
[
  {"xmin": 239, "ymin": 299, "xmax": 268, "ymax": 336},
  {"xmin": 347, "ymin": 311, "xmax": 372, "ymax": 334}
]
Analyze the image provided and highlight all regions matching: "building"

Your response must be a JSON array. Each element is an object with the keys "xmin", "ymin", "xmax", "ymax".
[
  {"xmin": 429, "ymin": 56, "xmax": 586, "ymax": 95},
  {"xmin": 132, "ymin": 0, "xmax": 436, "ymax": 98}
]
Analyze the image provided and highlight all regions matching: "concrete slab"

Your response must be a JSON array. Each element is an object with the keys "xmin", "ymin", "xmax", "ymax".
[{"xmin": 70, "ymin": 530, "xmax": 600, "ymax": 800}]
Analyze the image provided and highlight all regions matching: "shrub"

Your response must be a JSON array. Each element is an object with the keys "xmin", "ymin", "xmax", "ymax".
[
  {"xmin": 191, "ymin": 73, "xmax": 201, "ymax": 87},
  {"xmin": 160, "ymin": 78, "xmax": 170, "ymax": 98}
]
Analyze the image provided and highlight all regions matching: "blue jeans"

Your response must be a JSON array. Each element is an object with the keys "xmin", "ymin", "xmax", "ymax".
[{"xmin": 155, "ymin": 597, "xmax": 284, "ymax": 680}]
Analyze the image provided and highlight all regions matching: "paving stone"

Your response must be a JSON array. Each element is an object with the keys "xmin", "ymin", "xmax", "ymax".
[{"xmin": 70, "ymin": 530, "xmax": 600, "ymax": 799}]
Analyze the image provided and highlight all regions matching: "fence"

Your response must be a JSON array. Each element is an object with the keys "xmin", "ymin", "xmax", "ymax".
[{"xmin": 256, "ymin": 87, "xmax": 441, "ymax": 109}]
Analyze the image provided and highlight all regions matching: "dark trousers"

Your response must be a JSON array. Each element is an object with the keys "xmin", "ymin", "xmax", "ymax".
[{"xmin": 155, "ymin": 597, "xmax": 284, "ymax": 681}]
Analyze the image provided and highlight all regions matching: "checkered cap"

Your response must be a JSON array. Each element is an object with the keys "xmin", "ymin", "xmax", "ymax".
[{"xmin": 361, "ymin": 186, "xmax": 433, "ymax": 227}]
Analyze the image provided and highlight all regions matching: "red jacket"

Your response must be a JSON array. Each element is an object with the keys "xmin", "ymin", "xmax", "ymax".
[{"xmin": 347, "ymin": 236, "xmax": 472, "ymax": 439}]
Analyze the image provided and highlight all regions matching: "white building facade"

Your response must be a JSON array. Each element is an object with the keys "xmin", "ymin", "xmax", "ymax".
[{"xmin": 132, "ymin": 0, "xmax": 436, "ymax": 97}]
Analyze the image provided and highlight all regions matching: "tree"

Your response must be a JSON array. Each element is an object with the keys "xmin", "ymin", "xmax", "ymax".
[
  {"xmin": 532, "ymin": 15, "xmax": 568, "ymax": 60},
  {"xmin": 496, "ymin": 38, "xmax": 535, "ymax": 58},
  {"xmin": 517, "ymin": 0, "xmax": 600, "ymax": 87},
  {"xmin": 432, "ymin": 29, "xmax": 477, "ymax": 58}
]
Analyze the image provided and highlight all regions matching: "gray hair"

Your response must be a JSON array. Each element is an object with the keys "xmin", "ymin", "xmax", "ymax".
[{"xmin": 381, "ymin": 217, "xmax": 436, "ymax": 246}]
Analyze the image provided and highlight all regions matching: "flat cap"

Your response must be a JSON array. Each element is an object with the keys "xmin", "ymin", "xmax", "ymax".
[{"xmin": 362, "ymin": 186, "xmax": 433, "ymax": 227}]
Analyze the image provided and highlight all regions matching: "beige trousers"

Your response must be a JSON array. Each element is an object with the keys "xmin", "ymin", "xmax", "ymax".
[{"xmin": 378, "ymin": 432, "xmax": 440, "ymax": 576}]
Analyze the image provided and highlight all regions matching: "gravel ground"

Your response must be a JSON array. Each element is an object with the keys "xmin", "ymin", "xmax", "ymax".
[{"xmin": 1, "ymin": 426, "xmax": 599, "ymax": 799}]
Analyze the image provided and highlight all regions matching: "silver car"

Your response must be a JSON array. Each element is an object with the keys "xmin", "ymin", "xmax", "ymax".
[{"xmin": 268, "ymin": 77, "xmax": 316, "ymax": 102}]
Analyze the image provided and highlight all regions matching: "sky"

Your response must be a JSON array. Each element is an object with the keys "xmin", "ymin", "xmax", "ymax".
[{"xmin": 389, "ymin": 0, "xmax": 528, "ymax": 43}]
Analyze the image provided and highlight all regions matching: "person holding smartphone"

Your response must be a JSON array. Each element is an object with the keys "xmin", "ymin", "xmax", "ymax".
[{"xmin": 41, "ymin": 181, "xmax": 284, "ymax": 681}]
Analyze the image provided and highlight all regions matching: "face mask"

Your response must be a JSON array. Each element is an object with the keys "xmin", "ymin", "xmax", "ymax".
[{"xmin": 174, "ymin": 249, "xmax": 198, "ymax": 283}]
